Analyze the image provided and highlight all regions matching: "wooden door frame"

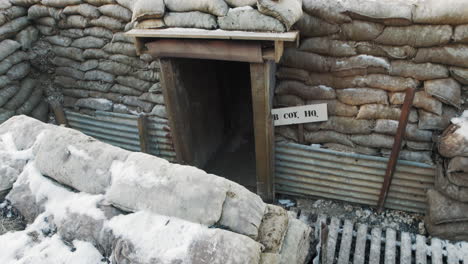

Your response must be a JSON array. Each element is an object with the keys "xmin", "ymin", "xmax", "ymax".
[{"xmin": 155, "ymin": 40, "xmax": 276, "ymax": 202}]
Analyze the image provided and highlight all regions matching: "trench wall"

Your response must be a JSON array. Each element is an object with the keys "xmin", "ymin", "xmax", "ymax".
[{"xmin": 275, "ymin": 0, "xmax": 468, "ymax": 164}]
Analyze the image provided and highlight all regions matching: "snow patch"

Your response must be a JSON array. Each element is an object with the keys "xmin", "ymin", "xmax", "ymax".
[{"xmin": 451, "ymin": 110, "xmax": 468, "ymax": 140}]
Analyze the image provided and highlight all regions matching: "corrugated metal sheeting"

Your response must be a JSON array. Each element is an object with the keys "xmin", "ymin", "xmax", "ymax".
[
  {"xmin": 275, "ymin": 142, "xmax": 435, "ymax": 213},
  {"xmin": 65, "ymin": 110, "xmax": 177, "ymax": 162}
]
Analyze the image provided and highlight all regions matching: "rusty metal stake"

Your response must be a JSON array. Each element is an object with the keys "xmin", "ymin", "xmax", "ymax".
[{"xmin": 377, "ymin": 87, "xmax": 416, "ymax": 212}]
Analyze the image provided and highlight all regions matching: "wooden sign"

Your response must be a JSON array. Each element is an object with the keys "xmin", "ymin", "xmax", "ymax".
[{"xmin": 272, "ymin": 104, "xmax": 328, "ymax": 126}]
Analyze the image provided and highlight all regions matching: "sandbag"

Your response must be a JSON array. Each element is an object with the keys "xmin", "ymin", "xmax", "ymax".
[
  {"xmin": 139, "ymin": 93, "xmax": 164, "ymax": 104},
  {"xmin": 219, "ymin": 181, "xmax": 266, "ymax": 239},
  {"xmin": 439, "ymin": 123, "xmax": 468, "ymax": 158},
  {"xmin": 58, "ymin": 15, "xmax": 89, "ymax": 28},
  {"xmin": 382, "ymin": 149, "xmax": 432, "ymax": 164},
  {"xmin": 164, "ymin": 11, "xmax": 218, "ymax": 30},
  {"xmin": 79, "ymin": 59, "xmax": 99, "ymax": 71},
  {"xmin": 103, "ymin": 41, "xmax": 135, "ymax": 56},
  {"xmin": 305, "ymin": 130, "xmax": 354, "ymax": 147},
  {"xmin": 36, "ymin": 24, "xmax": 57, "ymax": 35},
  {"xmin": 279, "ymin": 217, "xmax": 313, "ymax": 264},
  {"xmin": 15, "ymin": 88, "xmax": 43, "ymax": 115},
  {"xmin": 276, "ymin": 67, "xmax": 309, "ymax": 83},
  {"xmin": 357, "ymin": 104, "xmax": 401, "ymax": 120},
  {"xmin": 6, "ymin": 61, "xmax": 30, "ymax": 80},
  {"xmin": 257, "ymin": 0, "xmax": 302, "ymax": 30},
  {"xmin": 122, "ymin": 96, "xmax": 153, "ymax": 112},
  {"xmin": 304, "ymin": 72, "xmax": 335, "ymax": 87},
  {"xmin": 424, "ymin": 78, "xmax": 461, "ymax": 109},
  {"xmin": 0, "ymin": 39, "xmax": 21, "ymax": 61},
  {"xmin": 84, "ymin": 70, "xmax": 115, "ymax": 83},
  {"xmin": 56, "ymin": 66, "xmax": 85, "ymax": 80},
  {"xmin": 54, "ymin": 46, "xmax": 84, "ymax": 62},
  {"xmin": 275, "ymin": 81, "xmax": 336, "ymax": 100},
  {"xmin": 339, "ymin": 20, "xmax": 384, "ymax": 41},
  {"xmin": 257, "ymin": 205, "xmax": 289, "ymax": 253},
  {"xmin": 83, "ymin": 48, "xmax": 109, "ymax": 59},
  {"xmin": 331, "ymin": 55, "xmax": 390, "ymax": 75},
  {"xmin": 280, "ymin": 48, "xmax": 331, "ymax": 73},
  {"xmin": 323, "ymin": 143, "xmax": 379, "ymax": 156},
  {"xmin": 98, "ymin": 4, "xmax": 131, "ymax": 21},
  {"xmin": 225, "ymin": 0, "xmax": 256, "ymax": 7},
  {"xmin": 115, "ymin": 75, "xmax": 151, "ymax": 91},
  {"xmin": 106, "ymin": 152, "xmax": 229, "ymax": 225},
  {"xmin": 390, "ymin": 61, "xmax": 448, "ymax": 81},
  {"xmin": 115, "ymin": 0, "xmax": 132, "ymax": 9},
  {"xmin": 218, "ymin": 7, "xmax": 285, "ymax": 32},
  {"xmin": 165, "ymin": 0, "xmax": 229, "ymax": 17},
  {"xmin": 413, "ymin": 0, "xmax": 468, "ymax": 25},
  {"xmin": 0, "ymin": 85, "xmax": 20, "ymax": 108},
  {"xmin": 300, "ymin": 37, "xmax": 357, "ymax": 57},
  {"xmin": 320, "ymin": 74, "xmax": 420, "ymax": 92},
  {"xmin": 77, "ymin": 80, "xmax": 112, "ymax": 92},
  {"xmin": 339, "ymin": 0, "xmax": 413, "ymax": 26},
  {"xmin": 418, "ymin": 107, "xmax": 458, "ymax": 131},
  {"xmin": 98, "ymin": 60, "xmax": 132, "ymax": 75},
  {"xmin": 0, "ymin": 109, "xmax": 15, "ymax": 124},
  {"xmin": 276, "ymin": 126, "xmax": 298, "ymax": 142},
  {"xmin": 30, "ymin": 100, "xmax": 49, "ymax": 122},
  {"xmin": 27, "ymin": 4, "xmax": 62, "ymax": 19},
  {"xmin": 0, "ymin": 6, "xmax": 27, "ymax": 27},
  {"xmin": 413, "ymin": 91, "xmax": 443, "ymax": 116},
  {"xmin": 355, "ymin": 42, "xmax": 417, "ymax": 60},
  {"xmin": 41, "ymin": 0, "xmax": 82, "ymax": 8},
  {"xmin": 435, "ymin": 162, "xmax": 468, "ymax": 203},
  {"xmin": 374, "ymin": 120, "xmax": 432, "ymax": 142},
  {"xmin": 351, "ymin": 133, "xmax": 396, "ymax": 149},
  {"xmin": 0, "ymin": 134, "xmax": 28, "ymax": 196},
  {"xmin": 89, "ymin": 15, "xmax": 124, "ymax": 30},
  {"xmin": 336, "ymin": 88, "xmax": 388, "ymax": 106},
  {"xmin": 36, "ymin": 16, "xmax": 56, "ymax": 27},
  {"xmin": 89, "ymin": 91, "xmax": 123, "ymax": 103},
  {"xmin": 109, "ymin": 84, "xmax": 140, "ymax": 96},
  {"xmin": 0, "ymin": 76, "xmax": 11, "ymax": 89},
  {"xmin": 414, "ymin": 45, "xmax": 468, "ymax": 68},
  {"xmin": 84, "ymin": 26, "xmax": 113, "ymax": 39},
  {"xmin": 51, "ymin": 56, "xmax": 81, "ymax": 69},
  {"xmin": 449, "ymin": 67, "xmax": 468, "ymax": 85},
  {"xmin": 0, "ymin": 51, "xmax": 28, "ymax": 75},
  {"xmin": 62, "ymin": 88, "xmax": 89, "ymax": 98},
  {"xmin": 63, "ymin": 4, "xmax": 99, "ymax": 18},
  {"xmin": 131, "ymin": 0, "xmax": 163, "ymax": 22},
  {"xmin": 15, "ymin": 26, "xmax": 38, "ymax": 50},
  {"xmin": 109, "ymin": 211, "xmax": 262, "ymax": 264},
  {"xmin": 149, "ymin": 104, "xmax": 167, "ymax": 118},
  {"xmin": 294, "ymin": 13, "xmax": 339, "ymax": 37},
  {"xmin": 9, "ymin": 0, "xmax": 39, "ymax": 7},
  {"xmin": 307, "ymin": 99, "xmax": 358, "ymax": 117},
  {"xmin": 301, "ymin": 0, "xmax": 351, "ymax": 24},
  {"xmin": 318, "ymin": 116, "xmax": 374, "ymax": 134},
  {"xmin": 109, "ymin": 54, "xmax": 148, "ymax": 69},
  {"xmin": 75, "ymin": 98, "xmax": 113, "ymax": 111},
  {"xmin": 130, "ymin": 69, "xmax": 159, "ymax": 82},
  {"xmin": 425, "ymin": 218, "xmax": 468, "ymax": 242},
  {"xmin": 111, "ymin": 32, "xmax": 133, "ymax": 43},
  {"xmin": 275, "ymin": 94, "xmax": 304, "ymax": 107},
  {"xmin": 59, "ymin": 28, "xmax": 84, "ymax": 38},
  {"xmin": 4, "ymin": 77, "xmax": 35, "ymax": 110},
  {"xmin": 34, "ymin": 126, "xmax": 129, "ymax": 194},
  {"xmin": 375, "ymin": 25, "xmax": 452, "ymax": 47},
  {"xmin": 448, "ymin": 157, "xmax": 468, "ymax": 187},
  {"xmin": 135, "ymin": 18, "xmax": 165, "ymax": 29},
  {"xmin": 453, "ymin": 25, "xmax": 468, "ymax": 43}
]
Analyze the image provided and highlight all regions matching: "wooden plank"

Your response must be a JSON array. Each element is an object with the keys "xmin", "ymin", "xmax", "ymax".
[
  {"xmin": 325, "ymin": 217, "xmax": 340, "ymax": 264},
  {"xmin": 146, "ymin": 39, "xmax": 263, "ymax": 63},
  {"xmin": 447, "ymin": 243, "xmax": 459, "ymax": 264},
  {"xmin": 274, "ymin": 40, "xmax": 284, "ymax": 63},
  {"xmin": 353, "ymin": 224, "xmax": 368, "ymax": 264},
  {"xmin": 126, "ymin": 28, "xmax": 299, "ymax": 42},
  {"xmin": 133, "ymin": 37, "xmax": 144, "ymax": 56},
  {"xmin": 384, "ymin": 229, "xmax": 396, "ymax": 264},
  {"xmin": 430, "ymin": 238, "xmax": 443, "ymax": 264},
  {"xmin": 415, "ymin": 235, "xmax": 427, "ymax": 264},
  {"xmin": 369, "ymin": 228, "xmax": 382, "ymax": 264},
  {"xmin": 250, "ymin": 62, "xmax": 275, "ymax": 201},
  {"xmin": 137, "ymin": 115, "xmax": 149, "ymax": 153},
  {"xmin": 337, "ymin": 220, "xmax": 353, "ymax": 264},
  {"xmin": 400, "ymin": 232, "xmax": 412, "ymax": 264},
  {"xmin": 51, "ymin": 102, "xmax": 68, "ymax": 127}
]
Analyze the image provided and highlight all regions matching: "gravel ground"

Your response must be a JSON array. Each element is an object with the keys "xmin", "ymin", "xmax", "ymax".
[
  {"xmin": 0, "ymin": 200, "xmax": 26, "ymax": 235},
  {"xmin": 278, "ymin": 196, "xmax": 426, "ymax": 235}
]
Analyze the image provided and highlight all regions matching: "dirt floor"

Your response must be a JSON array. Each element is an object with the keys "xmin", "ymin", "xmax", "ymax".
[{"xmin": 277, "ymin": 195, "xmax": 426, "ymax": 235}]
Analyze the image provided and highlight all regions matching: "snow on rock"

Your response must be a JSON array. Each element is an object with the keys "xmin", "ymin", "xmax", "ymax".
[
  {"xmin": 0, "ymin": 115, "xmax": 51, "ymax": 150},
  {"xmin": 0, "ymin": 215, "xmax": 104, "ymax": 264},
  {"xmin": 106, "ymin": 152, "xmax": 229, "ymax": 226},
  {"xmin": 107, "ymin": 211, "xmax": 263, "ymax": 264},
  {"xmin": 33, "ymin": 125, "xmax": 130, "ymax": 194}
]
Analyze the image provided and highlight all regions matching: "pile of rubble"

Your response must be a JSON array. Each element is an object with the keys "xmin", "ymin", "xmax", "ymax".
[
  {"xmin": 0, "ymin": 115, "xmax": 313, "ymax": 263},
  {"xmin": 425, "ymin": 111, "xmax": 468, "ymax": 241}
]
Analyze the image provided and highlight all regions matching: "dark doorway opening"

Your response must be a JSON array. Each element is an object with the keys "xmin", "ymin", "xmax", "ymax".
[{"xmin": 163, "ymin": 58, "xmax": 256, "ymax": 191}]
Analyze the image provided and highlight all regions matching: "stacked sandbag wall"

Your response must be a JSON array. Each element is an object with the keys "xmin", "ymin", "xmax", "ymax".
[
  {"xmin": 0, "ymin": 0, "xmax": 47, "ymax": 124},
  {"xmin": 275, "ymin": 0, "xmax": 468, "ymax": 165}
]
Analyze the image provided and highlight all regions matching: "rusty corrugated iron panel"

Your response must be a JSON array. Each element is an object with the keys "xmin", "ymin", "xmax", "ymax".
[{"xmin": 275, "ymin": 142, "xmax": 435, "ymax": 213}]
